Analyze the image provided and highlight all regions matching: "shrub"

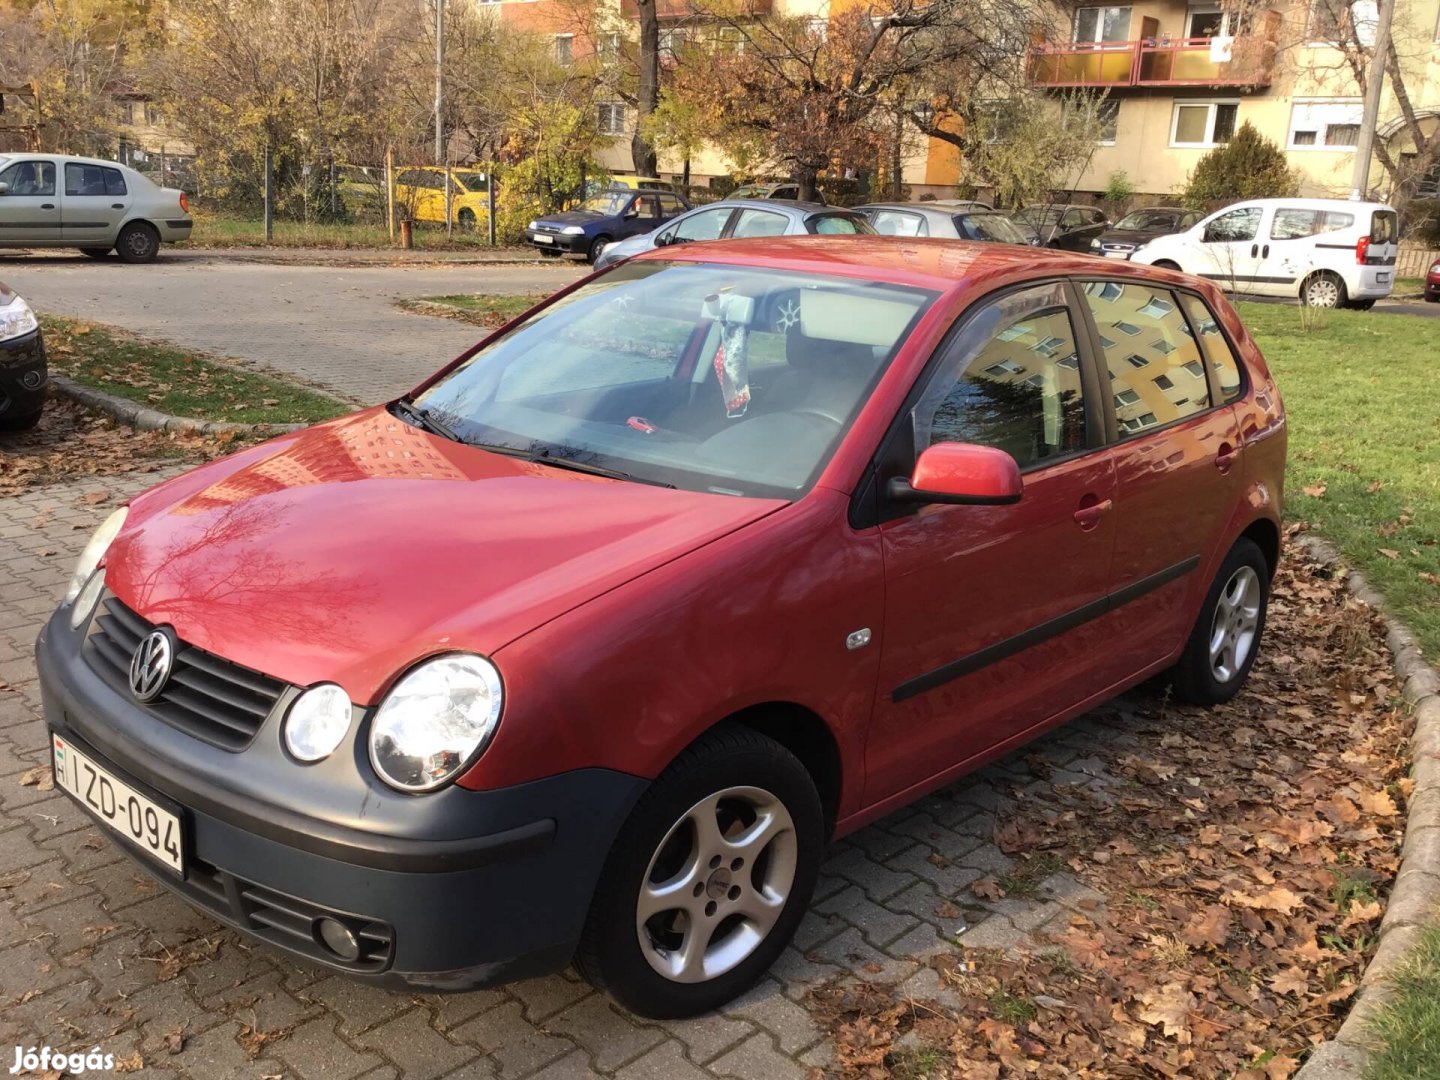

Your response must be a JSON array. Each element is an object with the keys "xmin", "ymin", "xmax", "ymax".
[
  {"xmin": 1103, "ymin": 170, "xmax": 1136, "ymax": 207},
  {"xmin": 1404, "ymin": 199, "xmax": 1440, "ymax": 246},
  {"xmin": 1182, "ymin": 123, "xmax": 1299, "ymax": 209}
]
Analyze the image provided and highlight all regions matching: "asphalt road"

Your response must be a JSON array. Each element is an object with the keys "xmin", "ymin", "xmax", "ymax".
[{"xmin": 0, "ymin": 249, "xmax": 587, "ymax": 404}]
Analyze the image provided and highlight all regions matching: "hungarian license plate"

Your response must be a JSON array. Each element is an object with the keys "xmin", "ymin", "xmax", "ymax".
[
  {"xmin": 1377, "ymin": 271, "xmax": 1391, "ymax": 283},
  {"xmin": 533, "ymin": 234, "xmax": 554, "ymax": 244},
  {"xmin": 1104, "ymin": 250, "xmax": 1130, "ymax": 259},
  {"xmin": 52, "ymin": 734, "xmax": 184, "ymax": 875}
]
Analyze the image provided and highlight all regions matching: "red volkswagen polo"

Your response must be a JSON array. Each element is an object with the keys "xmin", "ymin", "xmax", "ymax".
[{"xmin": 39, "ymin": 239, "xmax": 1285, "ymax": 1017}]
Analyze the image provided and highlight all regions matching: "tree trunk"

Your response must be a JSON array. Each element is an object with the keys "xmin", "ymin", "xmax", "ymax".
[
  {"xmin": 797, "ymin": 166, "xmax": 819, "ymax": 202},
  {"xmin": 631, "ymin": 0, "xmax": 660, "ymax": 176},
  {"xmin": 682, "ymin": 156, "xmax": 691, "ymax": 188}
]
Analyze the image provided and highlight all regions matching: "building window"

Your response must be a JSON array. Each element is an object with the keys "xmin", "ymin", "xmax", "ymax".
[
  {"xmin": 1308, "ymin": 0, "xmax": 1378, "ymax": 44},
  {"xmin": 1287, "ymin": 98, "xmax": 1363, "ymax": 149},
  {"xmin": 1170, "ymin": 100, "xmax": 1238, "ymax": 147},
  {"xmin": 1073, "ymin": 6, "xmax": 1132, "ymax": 43},
  {"xmin": 554, "ymin": 34, "xmax": 573, "ymax": 66},
  {"xmin": 598, "ymin": 32, "xmax": 621, "ymax": 63},
  {"xmin": 597, "ymin": 102, "xmax": 627, "ymax": 136},
  {"xmin": 714, "ymin": 25, "xmax": 746, "ymax": 54}
]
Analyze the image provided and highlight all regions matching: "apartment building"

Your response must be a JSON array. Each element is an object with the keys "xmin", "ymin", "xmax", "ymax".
[
  {"xmin": 1029, "ymin": 0, "xmax": 1440, "ymax": 200},
  {"xmin": 476, "ymin": 0, "xmax": 1440, "ymax": 201}
]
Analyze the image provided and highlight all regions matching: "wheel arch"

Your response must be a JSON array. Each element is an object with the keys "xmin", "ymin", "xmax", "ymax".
[
  {"xmin": 705, "ymin": 701, "xmax": 844, "ymax": 837},
  {"xmin": 1238, "ymin": 516, "xmax": 1280, "ymax": 578}
]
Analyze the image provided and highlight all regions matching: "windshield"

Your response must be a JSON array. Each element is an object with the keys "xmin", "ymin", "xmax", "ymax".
[
  {"xmin": 962, "ymin": 212, "xmax": 1028, "ymax": 244},
  {"xmin": 414, "ymin": 262, "xmax": 935, "ymax": 497},
  {"xmin": 1115, "ymin": 209, "xmax": 1181, "ymax": 231},
  {"xmin": 1014, "ymin": 207, "xmax": 1062, "ymax": 227},
  {"xmin": 455, "ymin": 171, "xmax": 487, "ymax": 193},
  {"xmin": 579, "ymin": 193, "xmax": 630, "ymax": 215}
]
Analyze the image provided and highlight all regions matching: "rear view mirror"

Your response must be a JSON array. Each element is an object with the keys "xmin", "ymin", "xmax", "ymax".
[{"xmin": 888, "ymin": 443, "xmax": 1023, "ymax": 507}]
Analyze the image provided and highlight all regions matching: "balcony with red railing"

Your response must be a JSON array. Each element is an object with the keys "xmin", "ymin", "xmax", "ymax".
[{"xmin": 1029, "ymin": 12, "xmax": 1279, "ymax": 89}]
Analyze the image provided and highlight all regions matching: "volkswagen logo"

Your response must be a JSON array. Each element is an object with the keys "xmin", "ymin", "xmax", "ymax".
[{"xmin": 129, "ymin": 629, "xmax": 175, "ymax": 703}]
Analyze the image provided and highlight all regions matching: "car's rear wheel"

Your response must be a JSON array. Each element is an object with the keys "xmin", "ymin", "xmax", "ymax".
[
  {"xmin": 79, "ymin": 247, "xmax": 111, "ymax": 259},
  {"xmin": 1171, "ymin": 537, "xmax": 1270, "ymax": 705},
  {"xmin": 116, "ymin": 223, "xmax": 161, "ymax": 264},
  {"xmin": 1301, "ymin": 271, "xmax": 1345, "ymax": 308},
  {"xmin": 576, "ymin": 725, "xmax": 823, "ymax": 1019},
  {"xmin": 587, "ymin": 235, "xmax": 612, "ymax": 264}
]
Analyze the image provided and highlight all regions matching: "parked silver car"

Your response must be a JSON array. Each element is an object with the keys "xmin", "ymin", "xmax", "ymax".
[{"xmin": 0, "ymin": 154, "xmax": 192, "ymax": 262}]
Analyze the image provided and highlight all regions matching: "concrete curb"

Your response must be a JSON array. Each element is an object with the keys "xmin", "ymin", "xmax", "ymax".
[
  {"xmin": 1294, "ymin": 533, "xmax": 1440, "ymax": 1079},
  {"xmin": 49, "ymin": 376, "xmax": 307, "ymax": 436}
]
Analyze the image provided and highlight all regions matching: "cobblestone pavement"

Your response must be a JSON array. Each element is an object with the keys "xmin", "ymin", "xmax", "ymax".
[
  {"xmin": 0, "ymin": 469, "xmax": 1133, "ymax": 1079},
  {"xmin": 1, "ymin": 253, "xmax": 586, "ymax": 405}
]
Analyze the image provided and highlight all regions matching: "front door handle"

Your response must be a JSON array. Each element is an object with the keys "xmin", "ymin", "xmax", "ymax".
[
  {"xmin": 1250, "ymin": 243, "xmax": 1258, "ymax": 257},
  {"xmin": 40, "ymin": 203, "xmax": 55, "ymax": 210},
  {"xmin": 1073, "ymin": 498, "xmax": 1113, "ymax": 529}
]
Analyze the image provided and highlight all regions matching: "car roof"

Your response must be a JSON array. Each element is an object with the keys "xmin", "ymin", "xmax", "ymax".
[
  {"xmin": 1210, "ymin": 197, "xmax": 1394, "ymax": 212},
  {"xmin": 639, "ymin": 235, "xmax": 1170, "ymax": 294},
  {"xmin": 707, "ymin": 198, "xmax": 836, "ymax": 215}
]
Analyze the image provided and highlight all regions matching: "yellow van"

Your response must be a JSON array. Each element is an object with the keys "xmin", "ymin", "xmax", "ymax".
[{"xmin": 393, "ymin": 167, "xmax": 491, "ymax": 229}]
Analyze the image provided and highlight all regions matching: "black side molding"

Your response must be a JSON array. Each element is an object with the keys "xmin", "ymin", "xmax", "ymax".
[{"xmin": 892, "ymin": 556, "xmax": 1201, "ymax": 703}]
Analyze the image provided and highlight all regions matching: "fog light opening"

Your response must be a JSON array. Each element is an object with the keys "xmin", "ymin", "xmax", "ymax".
[{"xmin": 315, "ymin": 917, "xmax": 361, "ymax": 962}]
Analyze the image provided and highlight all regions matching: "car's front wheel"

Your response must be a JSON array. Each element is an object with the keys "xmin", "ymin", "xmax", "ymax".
[
  {"xmin": 457, "ymin": 208, "xmax": 477, "ymax": 230},
  {"xmin": 116, "ymin": 223, "xmax": 161, "ymax": 264},
  {"xmin": 587, "ymin": 236, "xmax": 612, "ymax": 264},
  {"xmin": 576, "ymin": 725, "xmax": 823, "ymax": 1018},
  {"xmin": 0, "ymin": 409, "xmax": 42, "ymax": 433},
  {"xmin": 1171, "ymin": 537, "xmax": 1270, "ymax": 705}
]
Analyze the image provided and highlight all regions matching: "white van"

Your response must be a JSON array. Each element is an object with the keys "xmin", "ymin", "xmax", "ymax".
[{"xmin": 1129, "ymin": 198, "xmax": 1398, "ymax": 309}]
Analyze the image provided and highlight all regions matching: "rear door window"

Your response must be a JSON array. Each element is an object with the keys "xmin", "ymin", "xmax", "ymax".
[
  {"xmin": 811, "ymin": 215, "xmax": 863, "ymax": 234},
  {"xmin": 731, "ymin": 209, "xmax": 788, "ymax": 238},
  {"xmin": 1370, "ymin": 209, "xmax": 1398, "ymax": 243},
  {"xmin": 1081, "ymin": 282, "xmax": 1211, "ymax": 436},
  {"xmin": 1177, "ymin": 294, "xmax": 1244, "ymax": 402},
  {"xmin": 870, "ymin": 210, "xmax": 927, "ymax": 236},
  {"xmin": 64, "ymin": 163, "xmax": 127, "ymax": 197}
]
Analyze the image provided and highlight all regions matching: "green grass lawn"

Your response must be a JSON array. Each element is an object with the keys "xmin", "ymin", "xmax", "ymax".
[
  {"xmin": 1238, "ymin": 303, "xmax": 1439, "ymax": 659},
  {"xmin": 186, "ymin": 214, "xmax": 521, "ymax": 251},
  {"xmin": 416, "ymin": 294, "xmax": 547, "ymax": 324},
  {"xmin": 41, "ymin": 316, "xmax": 350, "ymax": 426},
  {"xmin": 1363, "ymin": 924, "xmax": 1440, "ymax": 1080}
]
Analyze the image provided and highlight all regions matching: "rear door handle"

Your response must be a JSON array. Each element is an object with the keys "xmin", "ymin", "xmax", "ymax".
[
  {"xmin": 1215, "ymin": 445, "xmax": 1239, "ymax": 472},
  {"xmin": 1262, "ymin": 244, "xmax": 1270, "ymax": 258},
  {"xmin": 1073, "ymin": 499, "xmax": 1113, "ymax": 528},
  {"xmin": 111, "ymin": 203, "xmax": 125, "ymax": 209}
]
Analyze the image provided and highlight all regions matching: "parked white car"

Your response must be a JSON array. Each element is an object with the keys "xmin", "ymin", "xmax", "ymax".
[
  {"xmin": 0, "ymin": 154, "xmax": 192, "ymax": 263},
  {"xmin": 1129, "ymin": 197, "xmax": 1398, "ymax": 309}
]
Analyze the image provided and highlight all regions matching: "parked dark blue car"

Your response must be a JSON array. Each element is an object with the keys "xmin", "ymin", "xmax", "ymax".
[{"xmin": 526, "ymin": 189, "xmax": 691, "ymax": 263}]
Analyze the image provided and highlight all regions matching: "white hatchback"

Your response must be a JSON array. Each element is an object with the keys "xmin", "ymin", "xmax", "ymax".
[
  {"xmin": 0, "ymin": 154, "xmax": 192, "ymax": 263},
  {"xmin": 1129, "ymin": 197, "xmax": 1398, "ymax": 309}
]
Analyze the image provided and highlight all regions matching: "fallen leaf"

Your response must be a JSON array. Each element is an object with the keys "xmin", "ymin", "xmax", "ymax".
[
  {"xmin": 1267, "ymin": 967, "xmax": 1309, "ymax": 996},
  {"xmin": 1358, "ymin": 789, "xmax": 1399, "ymax": 817},
  {"xmin": 1135, "ymin": 982, "xmax": 1196, "ymax": 1041},
  {"xmin": 1302, "ymin": 483, "xmax": 1326, "ymax": 498},
  {"xmin": 19, "ymin": 765, "xmax": 54, "ymax": 791}
]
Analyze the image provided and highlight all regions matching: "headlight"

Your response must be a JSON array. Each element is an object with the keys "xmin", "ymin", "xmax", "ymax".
[
  {"xmin": 0, "ymin": 295, "xmax": 38, "ymax": 344},
  {"xmin": 1090, "ymin": 238, "xmax": 1102, "ymax": 250},
  {"xmin": 369, "ymin": 654, "xmax": 503, "ymax": 792},
  {"xmin": 561, "ymin": 225, "xmax": 585, "ymax": 235},
  {"xmin": 64, "ymin": 507, "xmax": 127, "ymax": 603},
  {"xmin": 69, "ymin": 570, "xmax": 107, "ymax": 630},
  {"xmin": 527, "ymin": 220, "xmax": 539, "ymax": 231},
  {"xmin": 284, "ymin": 684, "xmax": 354, "ymax": 762}
]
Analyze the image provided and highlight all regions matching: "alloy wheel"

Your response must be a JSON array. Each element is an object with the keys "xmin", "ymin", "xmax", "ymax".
[
  {"xmin": 635, "ymin": 785, "xmax": 797, "ymax": 984},
  {"xmin": 1208, "ymin": 565, "xmax": 1262, "ymax": 682}
]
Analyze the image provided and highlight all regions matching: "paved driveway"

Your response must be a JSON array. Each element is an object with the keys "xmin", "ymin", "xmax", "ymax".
[
  {"xmin": 0, "ymin": 251, "xmax": 586, "ymax": 405},
  {"xmin": 0, "ymin": 468, "xmax": 1123, "ymax": 1080}
]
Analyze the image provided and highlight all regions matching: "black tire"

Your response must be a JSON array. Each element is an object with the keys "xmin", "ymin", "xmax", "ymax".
[
  {"xmin": 457, "ymin": 208, "xmax": 477, "ymax": 230},
  {"xmin": 539, "ymin": 249, "xmax": 562, "ymax": 259},
  {"xmin": 115, "ymin": 223, "xmax": 161, "ymax": 264},
  {"xmin": 0, "ymin": 409, "xmax": 42, "ymax": 433},
  {"xmin": 1152, "ymin": 259, "xmax": 1182, "ymax": 272},
  {"xmin": 576, "ymin": 725, "xmax": 824, "ymax": 1019},
  {"xmin": 1170, "ymin": 537, "xmax": 1270, "ymax": 706},
  {"xmin": 1301, "ymin": 270, "xmax": 1345, "ymax": 308},
  {"xmin": 587, "ymin": 235, "xmax": 612, "ymax": 265},
  {"xmin": 1345, "ymin": 298, "xmax": 1376, "ymax": 311},
  {"xmin": 79, "ymin": 247, "xmax": 111, "ymax": 259}
]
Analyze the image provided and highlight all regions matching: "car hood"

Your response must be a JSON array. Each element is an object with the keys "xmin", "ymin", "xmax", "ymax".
[
  {"xmin": 1098, "ymin": 227, "xmax": 1173, "ymax": 245},
  {"xmin": 103, "ymin": 408, "xmax": 785, "ymax": 703},
  {"xmin": 534, "ymin": 211, "xmax": 607, "ymax": 230}
]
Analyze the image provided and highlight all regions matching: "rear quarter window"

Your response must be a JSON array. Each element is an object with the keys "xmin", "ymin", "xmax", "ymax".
[
  {"xmin": 1370, "ymin": 210, "xmax": 1398, "ymax": 243},
  {"xmin": 1177, "ymin": 293, "xmax": 1245, "ymax": 403}
]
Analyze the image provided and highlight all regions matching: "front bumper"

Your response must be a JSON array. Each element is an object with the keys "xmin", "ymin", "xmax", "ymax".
[
  {"xmin": 36, "ymin": 604, "xmax": 647, "ymax": 989},
  {"xmin": 0, "ymin": 328, "xmax": 46, "ymax": 421},
  {"xmin": 525, "ymin": 229, "xmax": 586, "ymax": 254}
]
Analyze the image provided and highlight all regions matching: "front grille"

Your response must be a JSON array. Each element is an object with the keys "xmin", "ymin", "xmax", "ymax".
[
  {"xmin": 146, "ymin": 851, "xmax": 393, "ymax": 972},
  {"xmin": 83, "ymin": 593, "xmax": 287, "ymax": 751}
]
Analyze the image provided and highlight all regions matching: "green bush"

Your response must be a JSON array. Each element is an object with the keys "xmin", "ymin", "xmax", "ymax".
[
  {"xmin": 1404, "ymin": 199, "xmax": 1440, "ymax": 246},
  {"xmin": 1182, "ymin": 123, "xmax": 1299, "ymax": 209},
  {"xmin": 1103, "ymin": 170, "xmax": 1135, "ymax": 206}
]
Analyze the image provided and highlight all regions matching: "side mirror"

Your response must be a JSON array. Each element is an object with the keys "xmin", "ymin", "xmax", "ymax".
[
  {"xmin": 0, "ymin": 182, "xmax": 9, "ymax": 195},
  {"xmin": 888, "ymin": 443, "xmax": 1023, "ymax": 507},
  {"xmin": 654, "ymin": 231, "xmax": 672, "ymax": 247}
]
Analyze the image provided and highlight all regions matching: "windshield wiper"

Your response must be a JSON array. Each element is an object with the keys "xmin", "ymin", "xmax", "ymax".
[
  {"xmin": 391, "ymin": 397, "xmax": 461, "ymax": 442},
  {"xmin": 529, "ymin": 447, "xmax": 675, "ymax": 488}
]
